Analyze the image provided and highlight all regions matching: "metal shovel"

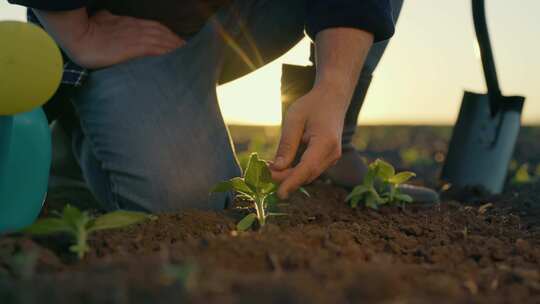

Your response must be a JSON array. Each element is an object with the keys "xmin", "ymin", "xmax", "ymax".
[{"xmin": 441, "ymin": 0, "xmax": 525, "ymax": 194}]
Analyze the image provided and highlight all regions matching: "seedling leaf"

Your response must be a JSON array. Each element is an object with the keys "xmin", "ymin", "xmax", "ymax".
[
  {"xmin": 230, "ymin": 177, "xmax": 254, "ymax": 194},
  {"xmin": 23, "ymin": 205, "xmax": 155, "ymax": 260},
  {"xmin": 299, "ymin": 187, "xmax": 310, "ymax": 198},
  {"xmin": 89, "ymin": 211, "xmax": 152, "ymax": 232},
  {"xmin": 363, "ymin": 168, "xmax": 376, "ymax": 187},
  {"xmin": 212, "ymin": 177, "xmax": 253, "ymax": 195},
  {"xmin": 346, "ymin": 159, "xmax": 417, "ymax": 210},
  {"xmin": 244, "ymin": 153, "xmax": 272, "ymax": 189},
  {"xmin": 211, "ymin": 180, "xmax": 233, "ymax": 193},
  {"xmin": 161, "ymin": 263, "xmax": 198, "ymax": 289},
  {"xmin": 389, "ymin": 172, "xmax": 416, "ymax": 185},
  {"xmin": 375, "ymin": 159, "xmax": 395, "ymax": 180},
  {"xmin": 394, "ymin": 193, "xmax": 413, "ymax": 203},
  {"xmin": 365, "ymin": 195, "xmax": 379, "ymax": 210},
  {"xmin": 346, "ymin": 185, "xmax": 370, "ymax": 201},
  {"xmin": 22, "ymin": 218, "xmax": 71, "ymax": 235},
  {"xmin": 62, "ymin": 204, "xmax": 83, "ymax": 221},
  {"xmin": 62, "ymin": 204, "xmax": 88, "ymax": 231},
  {"xmin": 212, "ymin": 152, "xmax": 307, "ymax": 231},
  {"xmin": 350, "ymin": 196, "xmax": 362, "ymax": 208},
  {"xmin": 237, "ymin": 213, "xmax": 257, "ymax": 231},
  {"xmin": 69, "ymin": 243, "xmax": 89, "ymax": 258},
  {"xmin": 265, "ymin": 193, "xmax": 279, "ymax": 208}
]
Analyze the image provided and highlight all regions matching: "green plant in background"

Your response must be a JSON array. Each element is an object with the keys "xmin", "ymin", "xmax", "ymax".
[
  {"xmin": 346, "ymin": 159, "xmax": 415, "ymax": 209},
  {"xmin": 212, "ymin": 153, "xmax": 308, "ymax": 231},
  {"xmin": 161, "ymin": 262, "xmax": 198, "ymax": 289},
  {"xmin": 511, "ymin": 163, "xmax": 540, "ymax": 184},
  {"xmin": 400, "ymin": 147, "xmax": 434, "ymax": 167},
  {"xmin": 512, "ymin": 163, "xmax": 532, "ymax": 184},
  {"xmin": 0, "ymin": 249, "xmax": 38, "ymax": 280},
  {"xmin": 22, "ymin": 205, "xmax": 155, "ymax": 259}
]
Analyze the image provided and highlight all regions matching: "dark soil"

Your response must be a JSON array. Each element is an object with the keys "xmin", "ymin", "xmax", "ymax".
[{"xmin": 1, "ymin": 126, "xmax": 539, "ymax": 304}]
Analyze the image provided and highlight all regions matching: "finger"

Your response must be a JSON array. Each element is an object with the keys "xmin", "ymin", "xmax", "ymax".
[
  {"xmin": 139, "ymin": 33, "xmax": 183, "ymax": 51},
  {"xmin": 138, "ymin": 20, "xmax": 185, "ymax": 46},
  {"xmin": 277, "ymin": 160, "xmax": 317, "ymax": 199},
  {"xmin": 277, "ymin": 139, "xmax": 339, "ymax": 199},
  {"xmin": 277, "ymin": 144, "xmax": 323, "ymax": 199},
  {"xmin": 142, "ymin": 27, "xmax": 184, "ymax": 48},
  {"xmin": 270, "ymin": 168, "xmax": 293, "ymax": 183},
  {"xmin": 141, "ymin": 28, "xmax": 185, "ymax": 49},
  {"xmin": 272, "ymin": 113, "xmax": 304, "ymax": 170},
  {"xmin": 129, "ymin": 43, "xmax": 175, "ymax": 58}
]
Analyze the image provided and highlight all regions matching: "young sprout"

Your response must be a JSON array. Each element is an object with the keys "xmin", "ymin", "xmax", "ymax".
[
  {"xmin": 22, "ymin": 205, "xmax": 155, "ymax": 259},
  {"xmin": 160, "ymin": 262, "xmax": 198, "ymax": 290},
  {"xmin": 346, "ymin": 159, "xmax": 415, "ymax": 210},
  {"xmin": 212, "ymin": 153, "xmax": 308, "ymax": 231},
  {"xmin": 0, "ymin": 249, "xmax": 38, "ymax": 280}
]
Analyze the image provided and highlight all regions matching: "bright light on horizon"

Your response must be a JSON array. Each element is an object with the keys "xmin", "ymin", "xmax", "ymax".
[{"xmin": 2, "ymin": 1, "xmax": 539, "ymax": 126}]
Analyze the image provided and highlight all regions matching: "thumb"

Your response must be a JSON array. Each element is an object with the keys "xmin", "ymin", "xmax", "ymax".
[{"xmin": 273, "ymin": 114, "xmax": 304, "ymax": 170}]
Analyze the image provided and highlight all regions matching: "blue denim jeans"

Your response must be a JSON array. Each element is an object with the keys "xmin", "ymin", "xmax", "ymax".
[{"xmin": 71, "ymin": 0, "xmax": 403, "ymax": 212}]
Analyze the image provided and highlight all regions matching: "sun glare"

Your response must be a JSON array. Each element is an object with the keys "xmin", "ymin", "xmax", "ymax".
[
  {"xmin": 2, "ymin": 1, "xmax": 538, "ymax": 126},
  {"xmin": 217, "ymin": 38, "xmax": 312, "ymax": 126}
]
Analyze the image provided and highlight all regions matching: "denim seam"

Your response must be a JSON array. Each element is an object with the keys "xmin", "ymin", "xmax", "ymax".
[{"xmin": 74, "ymin": 89, "xmax": 122, "ymax": 210}]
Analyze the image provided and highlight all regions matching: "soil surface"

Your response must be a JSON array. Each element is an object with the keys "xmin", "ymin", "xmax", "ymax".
[{"xmin": 1, "ymin": 126, "xmax": 539, "ymax": 304}]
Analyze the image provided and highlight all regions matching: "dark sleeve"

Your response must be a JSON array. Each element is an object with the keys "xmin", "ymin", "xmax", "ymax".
[
  {"xmin": 306, "ymin": 0, "xmax": 395, "ymax": 42},
  {"xmin": 7, "ymin": 0, "xmax": 87, "ymax": 11}
]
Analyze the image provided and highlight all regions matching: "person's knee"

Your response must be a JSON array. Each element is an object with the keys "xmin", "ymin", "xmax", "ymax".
[{"xmin": 111, "ymin": 149, "xmax": 241, "ymax": 213}]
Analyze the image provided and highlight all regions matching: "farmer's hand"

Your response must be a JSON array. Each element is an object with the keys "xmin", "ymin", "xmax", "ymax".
[
  {"xmin": 270, "ymin": 28, "xmax": 375, "ymax": 199},
  {"xmin": 33, "ymin": 9, "xmax": 184, "ymax": 69},
  {"xmin": 271, "ymin": 84, "xmax": 348, "ymax": 198}
]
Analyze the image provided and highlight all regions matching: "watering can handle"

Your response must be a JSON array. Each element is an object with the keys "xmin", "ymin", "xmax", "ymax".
[{"xmin": 472, "ymin": 0, "xmax": 503, "ymax": 113}]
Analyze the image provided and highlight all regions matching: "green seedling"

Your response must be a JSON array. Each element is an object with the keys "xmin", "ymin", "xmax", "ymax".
[
  {"xmin": 0, "ymin": 249, "xmax": 38, "ymax": 280},
  {"xmin": 212, "ymin": 153, "xmax": 308, "ymax": 231},
  {"xmin": 346, "ymin": 159, "xmax": 415, "ymax": 209},
  {"xmin": 511, "ymin": 163, "xmax": 539, "ymax": 184},
  {"xmin": 22, "ymin": 205, "xmax": 155, "ymax": 259},
  {"xmin": 161, "ymin": 262, "xmax": 198, "ymax": 290},
  {"xmin": 400, "ymin": 147, "xmax": 433, "ymax": 167}
]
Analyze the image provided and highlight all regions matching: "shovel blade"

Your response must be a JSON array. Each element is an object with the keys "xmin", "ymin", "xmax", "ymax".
[{"xmin": 441, "ymin": 91, "xmax": 524, "ymax": 194}]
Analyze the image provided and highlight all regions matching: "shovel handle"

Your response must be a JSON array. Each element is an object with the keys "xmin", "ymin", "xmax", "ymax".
[{"xmin": 472, "ymin": 0, "xmax": 503, "ymax": 111}]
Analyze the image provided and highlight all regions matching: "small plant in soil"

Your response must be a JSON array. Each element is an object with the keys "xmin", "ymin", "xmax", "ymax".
[
  {"xmin": 0, "ymin": 249, "xmax": 38, "ymax": 280},
  {"xmin": 212, "ymin": 153, "xmax": 308, "ymax": 231},
  {"xmin": 160, "ymin": 262, "xmax": 198, "ymax": 290},
  {"xmin": 22, "ymin": 205, "xmax": 155, "ymax": 259},
  {"xmin": 346, "ymin": 159, "xmax": 416, "ymax": 210}
]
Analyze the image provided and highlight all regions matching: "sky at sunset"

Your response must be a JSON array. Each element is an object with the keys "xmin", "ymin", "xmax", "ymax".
[{"xmin": 2, "ymin": 0, "xmax": 539, "ymax": 125}]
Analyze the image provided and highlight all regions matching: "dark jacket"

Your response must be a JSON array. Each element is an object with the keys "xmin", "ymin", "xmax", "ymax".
[
  {"xmin": 8, "ymin": 0, "xmax": 395, "ymax": 42},
  {"xmin": 7, "ymin": 0, "xmax": 395, "ymax": 125}
]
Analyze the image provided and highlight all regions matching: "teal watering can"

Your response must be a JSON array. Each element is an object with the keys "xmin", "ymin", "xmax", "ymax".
[
  {"xmin": 0, "ymin": 109, "xmax": 52, "ymax": 233},
  {"xmin": 0, "ymin": 116, "xmax": 13, "ymax": 187},
  {"xmin": 0, "ymin": 21, "xmax": 62, "ymax": 233}
]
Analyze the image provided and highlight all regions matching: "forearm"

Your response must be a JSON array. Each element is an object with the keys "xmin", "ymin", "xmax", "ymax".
[
  {"xmin": 32, "ymin": 8, "xmax": 90, "ymax": 60},
  {"xmin": 314, "ymin": 28, "xmax": 374, "ymax": 110}
]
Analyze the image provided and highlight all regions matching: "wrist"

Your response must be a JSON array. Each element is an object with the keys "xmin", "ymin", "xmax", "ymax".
[
  {"xmin": 312, "ymin": 27, "xmax": 374, "ymax": 112},
  {"xmin": 311, "ymin": 78, "xmax": 354, "ymax": 110}
]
